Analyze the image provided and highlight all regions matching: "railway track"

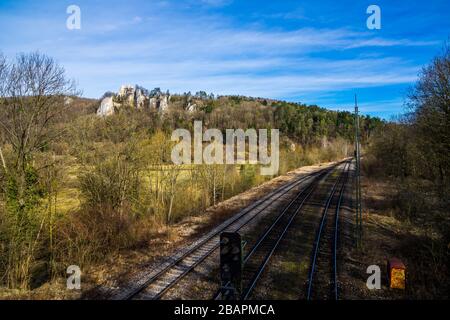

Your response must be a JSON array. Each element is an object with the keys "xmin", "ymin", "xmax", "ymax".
[
  {"xmin": 229, "ymin": 161, "xmax": 350, "ymax": 300},
  {"xmin": 116, "ymin": 162, "xmax": 341, "ymax": 300},
  {"xmin": 213, "ymin": 167, "xmax": 332, "ymax": 300},
  {"xmin": 240, "ymin": 170, "xmax": 326, "ymax": 300},
  {"xmin": 306, "ymin": 161, "xmax": 351, "ymax": 300}
]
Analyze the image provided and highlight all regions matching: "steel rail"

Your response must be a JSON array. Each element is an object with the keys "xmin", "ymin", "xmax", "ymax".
[
  {"xmin": 152, "ymin": 168, "xmax": 332, "ymax": 300},
  {"xmin": 124, "ymin": 163, "xmax": 341, "ymax": 300},
  {"xmin": 306, "ymin": 161, "xmax": 350, "ymax": 300},
  {"xmin": 240, "ymin": 170, "xmax": 327, "ymax": 300},
  {"xmin": 332, "ymin": 160, "xmax": 351, "ymax": 300},
  {"xmin": 213, "ymin": 168, "xmax": 330, "ymax": 300},
  {"xmin": 243, "ymin": 172, "xmax": 324, "ymax": 265}
]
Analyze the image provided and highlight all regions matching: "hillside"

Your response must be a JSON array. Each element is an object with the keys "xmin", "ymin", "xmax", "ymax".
[{"xmin": 68, "ymin": 86, "xmax": 383, "ymax": 146}]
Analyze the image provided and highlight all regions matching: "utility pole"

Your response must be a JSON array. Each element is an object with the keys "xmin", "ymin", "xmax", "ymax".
[{"xmin": 354, "ymin": 95, "xmax": 362, "ymax": 247}]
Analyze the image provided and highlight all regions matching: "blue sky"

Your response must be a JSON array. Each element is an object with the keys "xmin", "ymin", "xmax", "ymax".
[{"xmin": 0, "ymin": 0, "xmax": 449, "ymax": 118}]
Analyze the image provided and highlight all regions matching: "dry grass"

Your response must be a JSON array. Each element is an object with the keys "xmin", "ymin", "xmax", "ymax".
[{"xmin": 340, "ymin": 173, "xmax": 449, "ymax": 300}]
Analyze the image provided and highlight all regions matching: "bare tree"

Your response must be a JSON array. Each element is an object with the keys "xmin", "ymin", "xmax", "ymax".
[
  {"xmin": 0, "ymin": 52, "xmax": 77, "ymax": 288},
  {"xmin": 1, "ymin": 52, "xmax": 76, "ymax": 237},
  {"xmin": 408, "ymin": 43, "xmax": 450, "ymax": 188},
  {"xmin": 0, "ymin": 52, "xmax": 77, "ymax": 172}
]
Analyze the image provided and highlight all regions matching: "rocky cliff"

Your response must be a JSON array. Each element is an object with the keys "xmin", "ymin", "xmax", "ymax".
[{"xmin": 97, "ymin": 85, "xmax": 171, "ymax": 116}]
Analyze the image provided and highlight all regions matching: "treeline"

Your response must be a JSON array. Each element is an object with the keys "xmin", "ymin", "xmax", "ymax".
[
  {"xmin": 273, "ymin": 102, "xmax": 381, "ymax": 145},
  {"xmin": 366, "ymin": 44, "xmax": 449, "ymax": 196},
  {"xmin": 147, "ymin": 93, "xmax": 382, "ymax": 146}
]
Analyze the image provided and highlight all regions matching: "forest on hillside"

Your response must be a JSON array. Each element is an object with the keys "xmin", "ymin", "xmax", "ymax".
[{"xmin": 0, "ymin": 51, "xmax": 381, "ymax": 293}]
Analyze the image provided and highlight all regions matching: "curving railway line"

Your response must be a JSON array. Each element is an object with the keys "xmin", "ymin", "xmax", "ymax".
[
  {"xmin": 234, "ymin": 160, "xmax": 351, "ymax": 300},
  {"xmin": 117, "ymin": 162, "xmax": 341, "ymax": 300},
  {"xmin": 111, "ymin": 159, "xmax": 353, "ymax": 300}
]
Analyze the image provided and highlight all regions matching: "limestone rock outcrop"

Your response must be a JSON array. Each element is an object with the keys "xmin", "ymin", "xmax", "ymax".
[
  {"xmin": 97, "ymin": 85, "xmax": 170, "ymax": 116},
  {"xmin": 187, "ymin": 101, "xmax": 197, "ymax": 112},
  {"xmin": 159, "ymin": 95, "xmax": 170, "ymax": 112},
  {"xmin": 97, "ymin": 96, "xmax": 115, "ymax": 116}
]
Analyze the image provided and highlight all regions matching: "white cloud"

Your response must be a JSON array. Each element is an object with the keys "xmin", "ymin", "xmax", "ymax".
[
  {"xmin": 199, "ymin": 0, "xmax": 233, "ymax": 7},
  {"xmin": 2, "ymin": 6, "xmax": 434, "ymax": 101}
]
